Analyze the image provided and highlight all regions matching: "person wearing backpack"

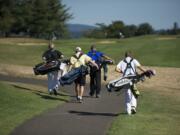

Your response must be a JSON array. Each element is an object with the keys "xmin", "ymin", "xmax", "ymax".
[
  {"xmin": 115, "ymin": 51, "xmax": 145, "ymax": 115},
  {"xmin": 69, "ymin": 47, "xmax": 98, "ymax": 103}
]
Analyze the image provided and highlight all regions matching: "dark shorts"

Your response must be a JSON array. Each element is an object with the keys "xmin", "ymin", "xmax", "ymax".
[{"xmin": 74, "ymin": 75, "xmax": 86, "ymax": 86}]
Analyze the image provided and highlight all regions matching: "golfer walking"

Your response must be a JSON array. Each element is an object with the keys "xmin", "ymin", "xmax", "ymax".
[
  {"xmin": 42, "ymin": 43, "xmax": 64, "ymax": 95},
  {"xmin": 116, "ymin": 51, "xmax": 145, "ymax": 115}
]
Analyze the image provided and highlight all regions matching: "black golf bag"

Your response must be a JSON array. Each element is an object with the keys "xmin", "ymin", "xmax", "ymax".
[
  {"xmin": 33, "ymin": 59, "xmax": 70, "ymax": 75},
  {"xmin": 106, "ymin": 70, "xmax": 156, "ymax": 92},
  {"xmin": 89, "ymin": 58, "xmax": 114, "ymax": 81}
]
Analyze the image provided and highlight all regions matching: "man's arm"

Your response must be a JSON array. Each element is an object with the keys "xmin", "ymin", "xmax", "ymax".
[
  {"xmin": 89, "ymin": 60, "xmax": 99, "ymax": 70},
  {"xmin": 115, "ymin": 67, "xmax": 122, "ymax": 74},
  {"xmin": 103, "ymin": 55, "xmax": 111, "ymax": 60},
  {"xmin": 102, "ymin": 55, "xmax": 115, "ymax": 64},
  {"xmin": 68, "ymin": 57, "xmax": 74, "ymax": 71},
  {"xmin": 134, "ymin": 59, "xmax": 146, "ymax": 73},
  {"xmin": 56, "ymin": 50, "xmax": 64, "ymax": 59},
  {"xmin": 137, "ymin": 65, "xmax": 146, "ymax": 72}
]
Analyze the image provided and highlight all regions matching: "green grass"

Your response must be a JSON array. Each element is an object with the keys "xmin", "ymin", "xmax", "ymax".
[
  {"xmin": 107, "ymin": 90, "xmax": 180, "ymax": 135},
  {"xmin": 0, "ymin": 82, "xmax": 69, "ymax": 135},
  {"xmin": 0, "ymin": 35, "xmax": 180, "ymax": 135},
  {"xmin": 0, "ymin": 35, "xmax": 180, "ymax": 67}
]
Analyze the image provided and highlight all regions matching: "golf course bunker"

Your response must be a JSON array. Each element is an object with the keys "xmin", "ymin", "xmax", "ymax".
[
  {"xmin": 0, "ymin": 38, "xmax": 48, "ymax": 46},
  {"xmin": 156, "ymin": 37, "xmax": 177, "ymax": 40},
  {"xmin": 17, "ymin": 43, "xmax": 47, "ymax": 46},
  {"xmin": 97, "ymin": 40, "xmax": 117, "ymax": 44}
]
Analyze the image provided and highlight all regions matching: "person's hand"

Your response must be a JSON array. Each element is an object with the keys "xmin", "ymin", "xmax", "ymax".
[
  {"xmin": 112, "ymin": 59, "xmax": 115, "ymax": 64},
  {"xmin": 90, "ymin": 60, "xmax": 99, "ymax": 70},
  {"xmin": 95, "ymin": 64, "xmax": 99, "ymax": 70},
  {"xmin": 42, "ymin": 57, "xmax": 46, "ymax": 61},
  {"xmin": 61, "ymin": 55, "xmax": 64, "ymax": 59}
]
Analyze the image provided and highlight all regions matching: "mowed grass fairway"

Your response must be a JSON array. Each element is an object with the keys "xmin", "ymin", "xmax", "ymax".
[
  {"xmin": 107, "ymin": 89, "xmax": 180, "ymax": 135},
  {"xmin": 0, "ymin": 35, "xmax": 180, "ymax": 67},
  {"xmin": 0, "ymin": 82, "xmax": 69, "ymax": 135},
  {"xmin": 0, "ymin": 35, "xmax": 180, "ymax": 135}
]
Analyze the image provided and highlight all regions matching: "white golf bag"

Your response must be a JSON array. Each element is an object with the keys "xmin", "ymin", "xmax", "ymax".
[{"xmin": 106, "ymin": 70, "xmax": 156, "ymax": 93}]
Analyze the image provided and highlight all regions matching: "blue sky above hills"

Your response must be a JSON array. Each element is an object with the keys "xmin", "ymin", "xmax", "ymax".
[{"xmin": 63, "ymin": 0, "xmax": 180, "ymax": 29}]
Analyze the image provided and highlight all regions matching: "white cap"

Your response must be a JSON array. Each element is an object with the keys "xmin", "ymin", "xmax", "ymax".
[{"xmin": 75, "ymin": 47, "xmax": 82, "ymax": 52}]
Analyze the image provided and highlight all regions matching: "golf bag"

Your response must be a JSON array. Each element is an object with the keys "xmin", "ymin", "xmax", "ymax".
[
  {"xmin": 59, "ymin": 65, "xmax": 89, "ymax": 85},
  {"xmin": 33, "ymin": 59, "xmax": 69, "ymax": 75},
  {"xmin": 89, "ymin": 58, "xmax": 114, "ymax": 81},
  {"xmin": 106, "ymin": 70, "xmax": 156, "ymax": 92},
  {"xmin": 101, "ymin": 59, "xmax": 114, "ymax": 66},
  {"xmin": 101, "ymin": 59, "xmax": 114, "ymax": 81}
]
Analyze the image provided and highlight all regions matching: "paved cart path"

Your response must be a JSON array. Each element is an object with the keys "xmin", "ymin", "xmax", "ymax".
[{"xmin": 0, "ymin": 74, "xmax": 124, "ymax": 135}]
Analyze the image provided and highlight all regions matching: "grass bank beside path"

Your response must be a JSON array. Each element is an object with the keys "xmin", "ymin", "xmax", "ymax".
[
  {"xmin": 106, "ymin": 65, "xmax": 180, "ymax": 135},
  {"xmin": 107, "ymin": 88, "xmax": 180, "ymax": 135},
  {"xmin": 0, "ymin": 35, "xmax": 180, "ymax": 67},
  {"xmin": 0, "ymin": 81, "xmax": 69, "ymax": 135},
  {"xmin": 0, "ymin": 63, "xmax": 46, "ymax": 80}
]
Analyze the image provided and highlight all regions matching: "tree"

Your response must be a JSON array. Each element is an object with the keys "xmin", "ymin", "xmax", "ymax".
[
  {"xmin": 29, "ymin": 0, "xmax": 72, "ymax": 39},
  {"xmin": 84, "ymin": 21, "xmax": 155, "ymax": 39},
  {"xmin": 136, "ymin": 23, "xmax": 154, "ymax": 36},
  {"xmin": 0, "ymin": 0, "xmax": 72, "ymax": 38},
  {"xmin": 172, "ymin": 22, "xmax": 178, "ymax": 35},
  {"xmin": 0, "ymin": 0, "xmax": 16, "ymax": 36},
  {"xmin": 107, "ymin": 20, "xmax": 125, "ymax": 38},
  {"xmin": 122, "ymin": 25, "xmax": 137, "ymax": 37},
  {"xmin": 12, "ymin": 0, "xmax": 33, "ymax": 35},
  {"xmin": 95, "ymin": 23, "xmax": 108, "ymax": 38}
]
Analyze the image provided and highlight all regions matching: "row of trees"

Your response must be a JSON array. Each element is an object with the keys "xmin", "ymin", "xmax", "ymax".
[
  {"xmin": 85, "ymin": 21, "xmax": 180, "ymax": 39},
  {"xmin": 0, "ymin": 0, "xmax": 72, "ymax": 39},
  {"xmin": 85, "ymin": 21, "xmax": 154, "ymax": 38},
  {"xmin": 157, "ymin": 22, "xmax": 180, "ymax": 35}
]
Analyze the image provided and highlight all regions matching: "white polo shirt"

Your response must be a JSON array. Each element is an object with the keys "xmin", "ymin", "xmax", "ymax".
[{"xmin": 116, "ymin": 57, "xmax": 141, "ymax": 76}]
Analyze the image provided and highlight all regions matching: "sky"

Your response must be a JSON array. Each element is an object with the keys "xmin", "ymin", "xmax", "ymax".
[{"xmin": 63, "ymin": 0, "xmax": 180, "ymax": 30}]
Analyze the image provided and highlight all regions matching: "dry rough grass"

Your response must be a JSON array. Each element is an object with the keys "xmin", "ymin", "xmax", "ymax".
[
  {"xmin": 0, "ymin": 38, "xmax": 48, "ymax": 46},
  {"xmin": 0, "ymin": 63, "xmax": 46, "ymax": 79},
  {"xmin": 107, "ymin": 65, "xmax": 180, "ymax": 97},
  {"xmin": 0, "ymin": 64, "xmax": 180, "ymax": 97},
  {"xmin": 96, "ymin": 40, "xmax": 117, "ymax": 44},
  {"xmin": 156, "ymin": 37, "xmax": 177, "ymax": 40}
]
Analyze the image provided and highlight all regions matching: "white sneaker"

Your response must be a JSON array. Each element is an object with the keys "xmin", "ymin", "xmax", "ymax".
[
  {"xmin": 49, "ymin": 89, "xmax": 53, "ymax": 95},
  {"xmin": 54, "ymin": 84, "xmax": 59, "ymax": 91}
]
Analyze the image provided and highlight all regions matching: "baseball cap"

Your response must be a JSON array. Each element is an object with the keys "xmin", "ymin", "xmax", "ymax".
[{"xmin": 75, "ymin": 47, "xmax": 82, "ymax": 52}]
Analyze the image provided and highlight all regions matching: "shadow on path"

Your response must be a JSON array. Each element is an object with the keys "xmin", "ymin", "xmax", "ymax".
[
  {"xmin": 0, "ymin": 74, "xmax": 123, "ymax": 135},
  {"xmin": 69, "ymin": 110, "xmax": 119, "ymax": 117},
  {"xmin": 11, "ymin": 84, "xmax": 69, "ymax": 102}
]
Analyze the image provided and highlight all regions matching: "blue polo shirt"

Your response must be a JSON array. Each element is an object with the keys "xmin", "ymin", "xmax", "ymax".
[{"xmin": 87, "ymin": 51, "xmax": 104, "ymax": 64}]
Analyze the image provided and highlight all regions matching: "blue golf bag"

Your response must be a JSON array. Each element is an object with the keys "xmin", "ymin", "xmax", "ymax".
[{"xmin": 59, "ymin": 65, "xmax": 89, "ymax": 85}]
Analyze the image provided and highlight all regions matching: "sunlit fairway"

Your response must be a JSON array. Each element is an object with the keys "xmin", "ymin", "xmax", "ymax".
[{"xmin": 0, "ymin": 35, "xmax": 180, "ymax": 67}]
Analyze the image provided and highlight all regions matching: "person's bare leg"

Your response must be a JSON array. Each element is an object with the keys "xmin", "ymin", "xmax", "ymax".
[
  {"xmin": 75, "ymin": 84, "xmax": 79, "ymax": 98},
  {"xmin": 80, "ymin": 86, "xmax": 84, "ymax": 98}
]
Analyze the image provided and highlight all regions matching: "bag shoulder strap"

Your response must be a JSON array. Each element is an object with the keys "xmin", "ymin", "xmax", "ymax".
[
  {"xmin": 123, "ymin": 58, "xmax": 136, "ymax": 76},
  {"xmin": 72, "ymin": 53, "xmax": 83, "ymax": 60},
  {"xmin": 72, "ymin": 53, "xmax": 84, "ymax": 65}
]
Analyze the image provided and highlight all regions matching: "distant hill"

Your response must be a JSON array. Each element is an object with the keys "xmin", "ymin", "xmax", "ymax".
[{"xmin": 67, "ymin": 24, "xmax": 96, "ymax": 38}]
